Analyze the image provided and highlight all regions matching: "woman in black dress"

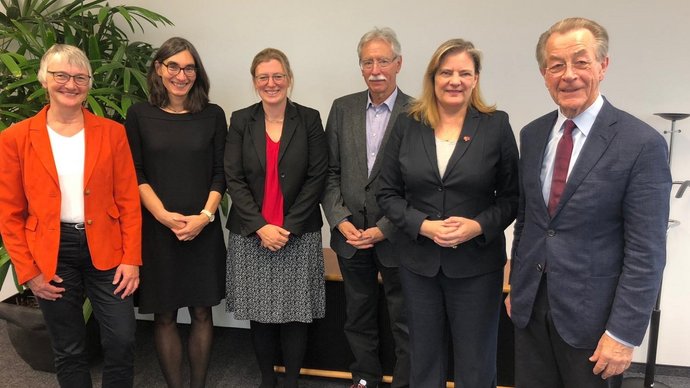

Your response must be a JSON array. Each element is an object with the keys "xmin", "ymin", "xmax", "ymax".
[{"xmin": 125, "ymin": 37, "xmax": 227, "ymax": 388}]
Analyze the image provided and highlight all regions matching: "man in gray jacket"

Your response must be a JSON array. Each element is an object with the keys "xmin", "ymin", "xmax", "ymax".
[{"xmin": 322, "ymin": 27, "xmax": 411, "ymax": 388}]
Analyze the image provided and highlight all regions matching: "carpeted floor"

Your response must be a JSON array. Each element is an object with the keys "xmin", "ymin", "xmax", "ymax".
[
  {"xmin": 0, "ymin": 319, "xmax": 688, "ymax": 387},
  {"xmin": 0, "ymin": 319, "xmax": 344, "ymax": 387}
]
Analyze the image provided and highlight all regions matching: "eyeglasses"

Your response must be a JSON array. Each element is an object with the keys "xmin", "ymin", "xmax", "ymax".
[
  {"xmin": 359, "ymin": 56, "xmax": 398, "ymax": 71},
  {"xmin": 545, "ymin": 60, "xmax": 592, "ymax": 76},
  {"xmin": 161, "ymin": 62, "xmax": 197, "ymax": 77},
  {"xmin": 255, "ymin": 73, "xmax": 287, "ymax": 84},
  {"xmin": 47, "ymin": 71, "xmax": 91, "ymax": 86}
]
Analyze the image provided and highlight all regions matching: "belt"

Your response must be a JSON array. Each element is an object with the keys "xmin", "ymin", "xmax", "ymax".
[{"xmin": 61, "ymin": 222, "xmax": 85, "ymax": 230}]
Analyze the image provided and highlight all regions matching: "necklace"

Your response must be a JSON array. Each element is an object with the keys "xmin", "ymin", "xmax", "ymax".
[
  {"xmin": 265, "ymin": 117, "xmax": 284, "ymax": 123},
  {"xmin": 164, "ymin": 105, "xmax": 187, "ymax": 113}
]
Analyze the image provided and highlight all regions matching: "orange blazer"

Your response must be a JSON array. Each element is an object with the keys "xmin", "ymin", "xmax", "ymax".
[{"xmin": 0, "ymin": 105, "xmax": 142, "ymax": 285}]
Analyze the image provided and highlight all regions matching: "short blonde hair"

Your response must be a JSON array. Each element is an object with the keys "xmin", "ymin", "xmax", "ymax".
[
  {"xmin": 408, "ymin": 38, "xmax": 495, "ymax": 128},
  {"xmin": 37, "ymin": 44, "xmax": 93, "ymax": 89}
]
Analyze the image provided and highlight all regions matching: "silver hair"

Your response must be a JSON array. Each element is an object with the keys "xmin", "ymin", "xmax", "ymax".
[{"xmin": 357, "ymin": 27, "xmax": 402, "ymax": 59}]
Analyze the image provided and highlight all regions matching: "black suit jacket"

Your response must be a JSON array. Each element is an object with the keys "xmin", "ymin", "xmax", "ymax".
[
  {"xmin": 321, "ymin": 89, "xmax": 412, "ymax": 265},
  {"xmin": 224, "ymin": 101, "xmax": 327, "ymax": 236},
  {"xmin": 377, "ymin": 107, "xmax": 519, "ymax": 278}
]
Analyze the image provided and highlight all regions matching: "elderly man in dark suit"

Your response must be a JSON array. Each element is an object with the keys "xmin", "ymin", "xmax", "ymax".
[
  {"xmin": 321, "ymin": 27, "xmax": 411, "ymax": 388},
  {"xmin": 507, "ymin": 17, "xmax": 672, "ymax": 388}
]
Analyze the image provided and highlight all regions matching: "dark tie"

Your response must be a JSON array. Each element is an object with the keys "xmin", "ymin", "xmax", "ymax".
[{"xmin": 548, "ymin": 119, "xmax": 576, "ymax": 216}]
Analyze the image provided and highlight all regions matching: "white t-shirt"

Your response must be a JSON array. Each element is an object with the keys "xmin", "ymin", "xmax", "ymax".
[{"xmin": 47, "ymin": 125, "xmax": 85, "ymax": 223}]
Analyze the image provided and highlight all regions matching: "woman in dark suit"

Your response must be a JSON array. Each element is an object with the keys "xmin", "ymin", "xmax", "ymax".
[
  {"xmin": 377, "ymin": 39, "xmax": 519, "ymax": 387},
  {"xmin": 224, "ymin": 48, "xmax": 327, "ymax": 388},
  {"xmin": 0, "ymin": 44, "xmax": 141, "ymax": 387}
]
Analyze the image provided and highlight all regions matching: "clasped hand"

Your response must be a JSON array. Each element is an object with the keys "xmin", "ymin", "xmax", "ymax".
[
  {"xmin": 257, "ymin": 224, "xmax": 290, "ymax": 251},
  {"xmin": 158, "ymin": 210, "xmax": 208, "ymax": 241},
  {"xmin": 421, "ymin": 216, "xmax": 482, "ymax": 248},
  {"xmin": 338, "ymin": 221, "xmax": 385, "ymax": 249}
]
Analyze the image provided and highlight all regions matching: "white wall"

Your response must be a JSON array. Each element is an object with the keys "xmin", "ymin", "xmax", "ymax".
[{"xmin": 5, "ymin": 0, "xmax": 689, "ymax": 367}]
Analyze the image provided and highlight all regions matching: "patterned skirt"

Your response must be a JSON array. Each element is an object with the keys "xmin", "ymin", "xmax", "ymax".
[{"xmin": 226, "ymin": 231, "xmax": 325, "ymax": 323}]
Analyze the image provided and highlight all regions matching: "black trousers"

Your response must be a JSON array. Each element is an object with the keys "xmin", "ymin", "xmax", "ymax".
[
  {"xmin": 338, "ymin": 248, "xmax": 409, "ymax": 388},
  {"xmin": 514, "ymin": 277, "xmax": 622, "ymax": 388},
  {"xmin": 400, "ymin": 266, "xmax": 503, "ymax": 388},
  {"xmin": 37, "ymin": 223, "xmax": 136, "ymax": 388}
]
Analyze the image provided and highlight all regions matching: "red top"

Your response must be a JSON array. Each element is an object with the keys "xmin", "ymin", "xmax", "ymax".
[{"xmin": 262, "ymin": 132, "xmax": 284, "ymax": 226}]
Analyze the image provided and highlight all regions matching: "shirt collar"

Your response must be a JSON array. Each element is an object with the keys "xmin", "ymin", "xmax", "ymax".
[
  {"xmin": 367, "ymin": 88, "xmax": 398, "ymax": 110},
  {"xmin": 556, "ymin": 94, "xmax": 604, "ymax": 137}
]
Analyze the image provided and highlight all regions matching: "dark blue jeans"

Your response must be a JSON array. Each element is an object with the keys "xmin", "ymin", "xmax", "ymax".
[{"xmin": 37, "ymin": 223, "xmax": 136, "ymax": 388}]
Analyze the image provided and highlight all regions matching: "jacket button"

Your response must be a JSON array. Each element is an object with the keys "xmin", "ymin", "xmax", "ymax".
[
  {"xmin": 86, "ymin": 220, "xmax": 93, "ymax": 225},
  {"xmin": 365, "ymin": 186, "xmax": 370, "ymax": 192},
  {"xmin": 536, "ymin": 263, "xmax": 544, "ymax": 272},
  {"xmin": 437, "ymin": 187, "xmax": 443, "ymax": 191},
  {"xmin": 84, "ymin": 188, "xmax": 91, "ymax": 195},
  {"xmin": 547, "ymin": 230, "xmax": 556, "ymax": 237},
  {"xmin": 280, "ymin": 173, "xmax": 286, "ymax": 178}
]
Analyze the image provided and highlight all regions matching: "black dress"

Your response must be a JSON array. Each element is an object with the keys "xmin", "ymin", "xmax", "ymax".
[{"xmin": 125, "ymin": 102, "xmax": 227, "ymax": 313}]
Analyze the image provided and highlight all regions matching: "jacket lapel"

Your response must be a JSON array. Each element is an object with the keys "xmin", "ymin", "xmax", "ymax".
[
  {"xmin": 278, "ymin": 101, "xmax": 298, "ymax": 163},
  {"xmin": 82, "ymin": 108, "xmax": 102, "ymax": 187},
  {"xmin": 534, "ymin": 112, "xmax": 558, "ymax": 216},
  {"xmin": 368, "ymin": 90, "xmax": 408, "ymax": 184},
  {"xmin": 352, "ymin": 93, "xmax": 370, "ymax": 181},
  {"xmin": 442, "ymin": 106, "xmax": 480, "ymax": 180},
  {"xmin": 28, "ymin": 106, "xmax": 59, "ymax": 186},
  {"xmin": 250, "ymin": 103, "xmax": 267, "ymax": 171},
  {"xmin": 420, "ymin": 121, "xmax": 441, "ymax": 181},
  {"xmin": 552, "ymin": 101, "xmax": 618, "ymax": 217}
]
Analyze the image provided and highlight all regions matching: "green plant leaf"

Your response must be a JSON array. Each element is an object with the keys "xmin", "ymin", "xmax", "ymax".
[
  {"xmin": 25, "ymin": 87, "xmax": 46, "ymax": 102},
  {"xmin": 82, "ymin": 297, "xmax": 92, "ymax": 322},
  {"xmin": 87, "ymin": 35, "xmax": 101, "ymax": 61},
  {"xmin": 0, "ymin": 52, "xmax": 23, "ymax": 76},
  {"xmin": 123, "ymin": 67, "xmax": 131, "ymax": 93},
  {"xmin": 85, "ymin": 94, "xmax": 104, "ymax": 116},
  {"xmin": 4, "ymin": 75, "xmax": 38, "ymax": 91},
  {"xmin": 97, "ymin": 5, "xmax": 109, "ymax": 24}
]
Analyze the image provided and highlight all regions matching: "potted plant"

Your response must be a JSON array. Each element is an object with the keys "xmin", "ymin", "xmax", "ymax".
[
  {"xmin": 0, "ymin": 0, "xmax": 172, "ymax": 371},
  {"xmin": 0, "ymin": 0, "xmax": 173, "ymax": 128}
]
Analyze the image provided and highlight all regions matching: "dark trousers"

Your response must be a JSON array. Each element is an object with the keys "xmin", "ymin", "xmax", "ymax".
[
  {"xmin": 37, "ymin": 223, "xmax": 136, "ymax": 388},
  {"xmin": 338, "ymin": 249, "xmax": 409, "ymax": 388},
  {"xmin": 400, "ymin": 266, "xmax": 503, "ymax": 388},
  {"xmin": 514, "ymin": 277, "xmax": 622, "ymax": 388}
]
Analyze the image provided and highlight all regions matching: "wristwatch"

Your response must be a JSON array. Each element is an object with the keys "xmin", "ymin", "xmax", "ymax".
[{"xmin": 200, "ymin": 209, "xmax": 215, "ymax": 223}]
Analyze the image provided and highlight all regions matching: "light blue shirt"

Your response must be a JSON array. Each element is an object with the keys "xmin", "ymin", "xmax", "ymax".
[
  {"xmin": 540, "ymin": 94, "xmax": 604, "ymax": 205},
  {"xmin": 365, "ymin": 88, "xmax": 398, "ymax": 176}
]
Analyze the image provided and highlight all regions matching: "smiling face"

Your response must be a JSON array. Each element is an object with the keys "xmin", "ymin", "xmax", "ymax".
[
  {"xmin": 42, "ymin": 57, "xmax": 90, "ymax": 111},
  {"xmin": 156, "ymin": 49, "xmax": 196, "ymax": 100},
  {"xmin": 434, "ymin": 51, "xmax": 478, "ymax": 112},
  {"xmin": 360, "ymin": 38, "xmax": 401, "ymax": 105},
  {"xmin": 541, "ymin": 28, "xmax": 608, "ymax": 118},
  {"xmin": 253, "ymin": 59, "xmax": 290, "ymax": 106}
]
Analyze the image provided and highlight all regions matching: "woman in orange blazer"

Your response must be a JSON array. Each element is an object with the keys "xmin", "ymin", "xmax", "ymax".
[{"xmin": 0, "ymin": 44, "xmax": 141, "ymax": 388}]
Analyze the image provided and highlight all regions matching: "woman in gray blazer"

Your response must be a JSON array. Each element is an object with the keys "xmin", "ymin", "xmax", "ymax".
[{"xmin": 377, "ymin": 39, "xmax": 519, "ymax": 387}]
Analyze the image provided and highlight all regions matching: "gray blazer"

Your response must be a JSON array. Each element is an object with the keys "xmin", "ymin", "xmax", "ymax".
[
  {"xmin": 322, "ymin": 89, "xmax": 411, "ymax": 266},
  {"xmin": 510, "ymin": 98, "xmax": 671, "ymax": 348}
]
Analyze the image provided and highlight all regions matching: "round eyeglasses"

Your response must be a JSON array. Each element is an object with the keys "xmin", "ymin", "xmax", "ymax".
[
  {"xmin": 255, "ymin": 73, "xmax": 287, "ymax": 85},
  {"xmin": 47, "ymin": 71, "xmax": 91, "ymax": 86},
  {"xmin": 161, "ymin": 62, "xmax": 197, "ymax": 77}
]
